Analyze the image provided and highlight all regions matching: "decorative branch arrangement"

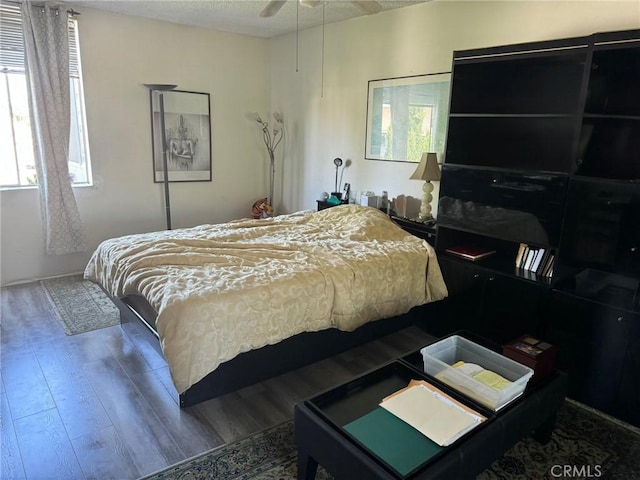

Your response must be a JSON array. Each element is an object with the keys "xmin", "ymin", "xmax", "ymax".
[{"xmin": 255, "ymin": 112, "xmax": 284, "ymax": 206}]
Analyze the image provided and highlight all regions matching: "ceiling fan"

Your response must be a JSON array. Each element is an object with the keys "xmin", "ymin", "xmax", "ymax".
[{"xmin": 260, "ymin": 0, "xmax": 382, "ymax": 18}]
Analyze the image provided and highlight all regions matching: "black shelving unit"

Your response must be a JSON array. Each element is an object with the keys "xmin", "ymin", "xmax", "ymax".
[
  {"xmin": 575, "ymin": 33, "xmax": 640, "ymax": 177},
  {"xmin": 445, "ymin": 39, "xmax": 589, "ymax": 174},
  {"xmin": 433, "ymin": 29, "xmax": 640, "ymax": 426}
]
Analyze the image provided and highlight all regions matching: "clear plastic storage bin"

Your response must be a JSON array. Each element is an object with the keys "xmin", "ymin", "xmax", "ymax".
[{"xmin": 421, "ymin": 335, "xmax": 534, "ymax": 411}]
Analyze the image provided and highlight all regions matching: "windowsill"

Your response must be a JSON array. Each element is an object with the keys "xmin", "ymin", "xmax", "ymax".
[
  {"xmin": 1, "ymin": 183, "xmax": 94, "ymax": 192},
  {"xmin": 0, "ymin": 185, "xmax": 38, "ymax": 191}
]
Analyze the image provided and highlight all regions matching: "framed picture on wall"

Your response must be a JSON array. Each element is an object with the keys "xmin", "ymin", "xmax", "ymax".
[
  {"xmin": 365, "ymin": 72, "xmax": 451, "ymax": 163},
  {"xmin": 149, "ymin": 89, "xmax": 212, "ymax": 182}
]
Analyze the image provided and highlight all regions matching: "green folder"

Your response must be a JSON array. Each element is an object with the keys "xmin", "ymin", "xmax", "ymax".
[{"xmin": 343, "ymin": 406, "xmax": 443, "ymax": 477}]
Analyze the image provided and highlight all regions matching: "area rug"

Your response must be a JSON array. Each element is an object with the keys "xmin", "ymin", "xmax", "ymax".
[
  {"xmin": 141, "ymin": 399, "xmax": 640, "ymax": 480},
  {"xmin": 41, "ymin": 274, "xmax": 120, "ymax": 335}
]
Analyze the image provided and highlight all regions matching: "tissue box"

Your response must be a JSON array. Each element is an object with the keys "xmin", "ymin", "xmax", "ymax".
[{"xmin": 360, "ymin": 194, "xmax": 380, "ymax": 207}]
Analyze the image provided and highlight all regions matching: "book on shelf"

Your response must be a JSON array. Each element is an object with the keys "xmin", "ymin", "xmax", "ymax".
[
  {"xmin": 515, "ymin": 243, "xmax": 527, "ymax": 267},
  {"xmin": 541, "ymin": 252, "xmax": 555, "ymax": 278},
  {"xmin": 531, "ymin": 248, "xmax": 546, "ymax": 272},
  {"xmin": 445, "ymin": 245, "xmax": 496, "ymax": 261},
  {"xmin": 542, "ymin": 255, "xmax": 555, "ymax": 278},
  {"xmin": 535, "ymin": 249, "xmax": 551, "ymax": 275},
  {"xmin": 523, "ymin": 247, "xmax": 537, "ymax": 270},
  {"xmin": 515, "ymin": 243, "xmax": 555, "ymax": 278}
]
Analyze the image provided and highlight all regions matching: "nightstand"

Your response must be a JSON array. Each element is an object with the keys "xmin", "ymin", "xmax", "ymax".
[
  {"xmin": 391, "ymin": 216, "xmax": 436, "ymax": 244},
  {"xmin": 316, "ymin": 200, "xmax": 346, "ymax": 211}
]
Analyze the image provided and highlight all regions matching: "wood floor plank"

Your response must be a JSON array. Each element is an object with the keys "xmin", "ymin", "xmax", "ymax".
[
  {"xmin": 1, "ymin": 286, "xmax": 36, "ymax": 355},
  {"xmin": 2, "ymin": 350, "xmax": 56, "ymax": 420},
  {"xmin": 152, "ymin": 361, "xmax": 301, "ymax": 429},
  {"xmin": 119, "ymin": 320, "xmax": 167, "ymax": 370},
  {"xmin": 251, "ymin": 368, "xmax": 320, "ymax": 413},
  {"xmin": 225, "ymin": 377, "xmax": 295, "ymax": 428},
  {"xmin": 129, "ymin": 367, "xmax": 226, "ymax": 458},
  {"xmin": 35, "ymin": 344, "xmax": 113, "ymax": 440},
  {"xmin": 190, "ymin": 391, "xmax": 265, "ymax": 444},
  {"xmin": 380, "ymin": 325, "xmax": 435, "ymax": 354},
  {"xmin": 103, "ymin": 326, "xmax": 162, "ymax": 376},
  {"xmin": 12, "ymin": 283, "xmax": 67, "ymax": 347},
  {"xmin": 70, "ymin": 425, "xmax": 140, "ymax": 480},
  {"xmin": 63, "ymin": 328, "xmax": 119, "ymax": 365},
  {"xmin": 235, "ymin": 384, "xmax": 294, "ymax": 427},
  {"xmin": 13, "ymin": 408, "xmax": 84, "ymax": 480},
  {"xmin": 81, "ymin": 356, "xmax": 185, "ymax": 476},
  {"xmin": 148, "ymin": 365, "xmax": 181, "ymax": 405},
  {"xmin": 1, "ymin": 393, "xmax": 26, "ymax": 480}
]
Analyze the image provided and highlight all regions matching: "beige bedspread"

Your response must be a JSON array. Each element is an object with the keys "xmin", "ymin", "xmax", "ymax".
[{"xmin": 84, "ymin": 205, "xmax": 447, "ymax": 393}]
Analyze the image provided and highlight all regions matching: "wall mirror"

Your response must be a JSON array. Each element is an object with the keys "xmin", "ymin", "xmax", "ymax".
[{"xmin": 365, "ymin": 72, "xmax": 451, "ymax": 163}]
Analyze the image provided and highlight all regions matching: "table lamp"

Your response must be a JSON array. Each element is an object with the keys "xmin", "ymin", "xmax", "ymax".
[
  {"xmin": 410, "ymin": 152, "xmax": 441, "ymax": 222},
  {"xmin": 332, "ymin": 157, "xmax": 343, "ymax": 200}
]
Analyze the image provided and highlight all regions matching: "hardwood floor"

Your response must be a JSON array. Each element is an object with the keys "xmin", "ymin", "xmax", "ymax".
[{"xmin": 0, "ymin": 281, "xmax": 435, "ymax": 479}]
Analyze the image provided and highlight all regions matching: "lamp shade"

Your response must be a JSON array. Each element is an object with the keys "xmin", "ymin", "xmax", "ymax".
[{"xmin": 410, "ymin": 152, "xmax": 441, "ymax": 182}]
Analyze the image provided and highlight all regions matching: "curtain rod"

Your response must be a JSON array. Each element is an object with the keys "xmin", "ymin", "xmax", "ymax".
[{"xmin": 3, "ymin": 0, "xmax": 81, "ymax": 16}]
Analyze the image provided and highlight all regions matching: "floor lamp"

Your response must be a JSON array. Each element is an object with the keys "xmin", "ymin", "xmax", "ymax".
[{"xmin": 144, "ymin": 84, "xmax": 177, "ymax": 230}]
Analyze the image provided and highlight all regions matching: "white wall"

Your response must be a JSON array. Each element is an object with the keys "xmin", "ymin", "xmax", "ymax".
[
  {"xmin": 0, "ymin": 8, "xmax": 271, "ymax": 285},
  {"xmin": 269, "ymin": 0, "xmax": 640, "ymax": 214},
  {"xmin": 1, "ymin": 1, "xmax": 639, "ymax": 285}
]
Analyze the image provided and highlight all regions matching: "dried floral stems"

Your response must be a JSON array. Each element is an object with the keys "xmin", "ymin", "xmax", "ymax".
[{"xmin": 255, "ymin": 113, "xmax": 284, "ymax": 206}]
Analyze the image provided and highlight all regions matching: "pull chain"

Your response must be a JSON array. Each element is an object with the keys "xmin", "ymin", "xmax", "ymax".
[
  {"xmin": 321, "ymin": 1, "xmax": 325, "ymax": 97},
  {"xmin": 296, "ymin": 0, "xmax": 299, "ymax": 73}
]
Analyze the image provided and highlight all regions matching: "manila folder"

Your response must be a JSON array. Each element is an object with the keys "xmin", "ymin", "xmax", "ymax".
[{"xmin": 380, "ymin": 384, "xmax": 481, "ymax": 446}]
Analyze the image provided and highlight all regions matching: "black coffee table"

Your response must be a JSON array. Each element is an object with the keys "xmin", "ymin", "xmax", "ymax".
[{"xmin": 294, "ymin": 357, "xmax": 567, "ymax": 480}]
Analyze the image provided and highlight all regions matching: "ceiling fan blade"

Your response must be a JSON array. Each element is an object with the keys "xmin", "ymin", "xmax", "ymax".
[
  {"xmin": 260, "ymin": 0, "xmax": 287, "ymax": 18},
  {"xmin": 351, "ymin": 0, "xmax": 382, "ymax": 15}
]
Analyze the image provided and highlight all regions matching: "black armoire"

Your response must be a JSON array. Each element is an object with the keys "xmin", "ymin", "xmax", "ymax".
[{"xmin": 434, "ymin": 29, "xmax": 640, "ymax": 426}]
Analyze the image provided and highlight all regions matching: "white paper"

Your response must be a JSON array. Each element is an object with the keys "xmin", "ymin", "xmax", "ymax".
[
  {"xmin": 380, "ymin": 384, "xmax": 482, "ymax": 446},
  {"xmin": 454, "ymin": 362, "xmax": 484, "ymax": 376}
]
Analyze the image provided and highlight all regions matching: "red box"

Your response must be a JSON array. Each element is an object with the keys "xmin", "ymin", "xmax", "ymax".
[{"xmin": 503, "ymin": 335, "xmax": 557, "ymax": 385}]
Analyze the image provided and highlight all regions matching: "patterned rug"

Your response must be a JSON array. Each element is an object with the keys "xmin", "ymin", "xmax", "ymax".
[
  {"xmin": 141, "ymin": 399, "xmax": 640, "ymax": 480},
  {"xmin": 41, "ymin": 274, "xmax": 120, "ymax": 335}
]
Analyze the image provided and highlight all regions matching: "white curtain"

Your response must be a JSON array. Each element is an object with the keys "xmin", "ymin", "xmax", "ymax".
[{"xmin": 21, "ymin": 1, "xmax": 85, "ymax": 255}]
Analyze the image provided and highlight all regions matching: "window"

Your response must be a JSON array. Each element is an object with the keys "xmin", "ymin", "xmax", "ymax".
[{"xmin": 0, "ymin": 3, "xmax": 91, "ymax": 188}]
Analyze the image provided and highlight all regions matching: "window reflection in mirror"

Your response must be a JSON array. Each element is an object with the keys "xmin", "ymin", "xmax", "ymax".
[{"xmin": 365, "ymin": 73, "xmax": 451, "ymax": 163}]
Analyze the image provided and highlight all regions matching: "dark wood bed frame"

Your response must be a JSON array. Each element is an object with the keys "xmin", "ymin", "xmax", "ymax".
[{"xmin": 110, "ymin": 293, "xmax": 433, "ymax": 408}]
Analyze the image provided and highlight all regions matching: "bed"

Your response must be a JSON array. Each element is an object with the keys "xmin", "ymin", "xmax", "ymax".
[{"xmin": 84, "ymin": 205, "xmax": 448, "ymax": 406}]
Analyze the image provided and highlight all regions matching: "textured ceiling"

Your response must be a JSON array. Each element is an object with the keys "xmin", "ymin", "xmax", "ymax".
[{"xmin": 65, "ymin": 0, "xmax": 429, "ymax": 38}]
